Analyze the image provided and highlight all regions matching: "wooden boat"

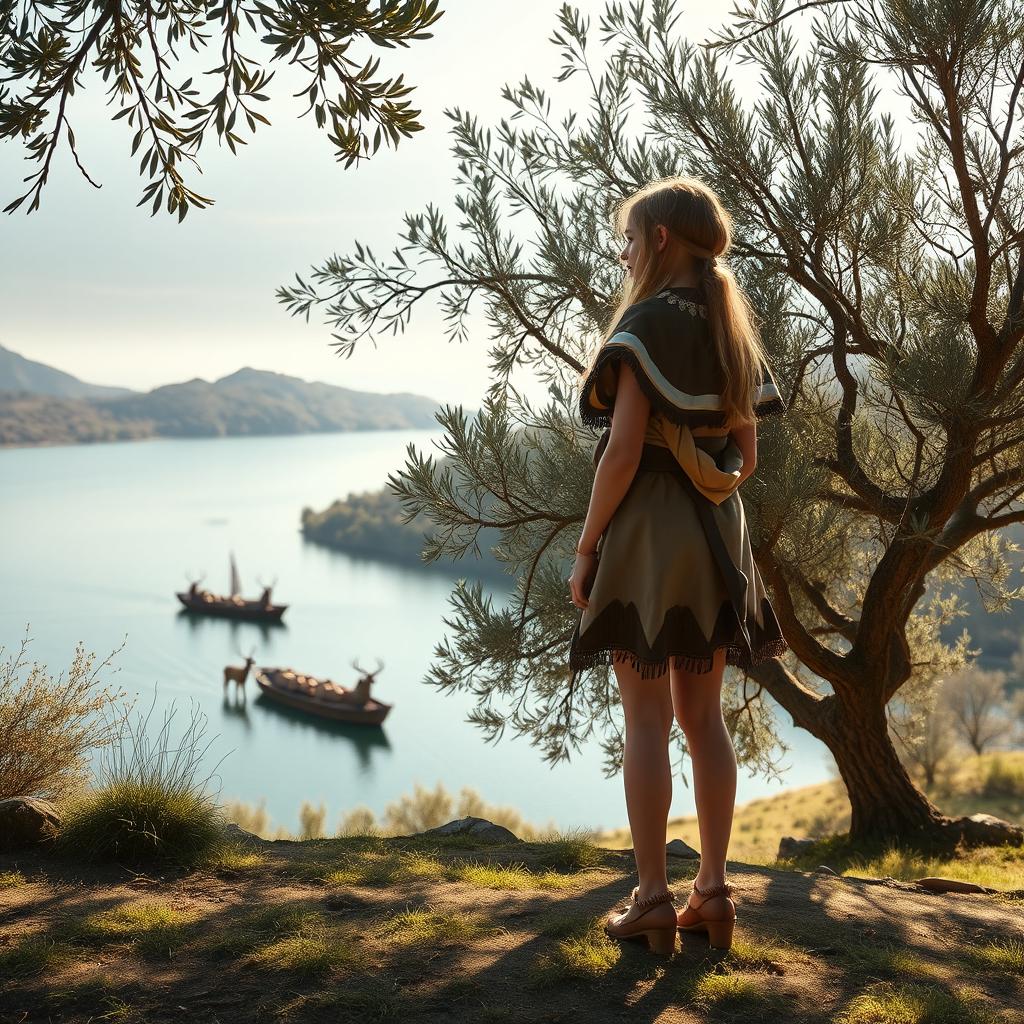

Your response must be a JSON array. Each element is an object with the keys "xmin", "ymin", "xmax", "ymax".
[
  {"xmin": 176, "ymin": 590, "xmax": 287, "ymax": 622},
  {"xmin": 253, "ymin": 663, "xmax": 392, "ymax": 725},
  {"xmin": 176, "ymin": 553, "xmax": 287, "ymax": 622}
]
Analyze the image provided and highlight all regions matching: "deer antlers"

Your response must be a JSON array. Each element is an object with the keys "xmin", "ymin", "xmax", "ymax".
[
  {"xmin": 233, "ymin": 642, "xmax": 258, "ymax": 662},
  {"xmin": 350, "ymin": 656, "xmax": 385, "ymax": 680}
]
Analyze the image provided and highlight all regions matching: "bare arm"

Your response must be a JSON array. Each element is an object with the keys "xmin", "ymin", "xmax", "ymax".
[{"xmin": 578, "ymin": 362, "xmax": 650, "ymax": 549}]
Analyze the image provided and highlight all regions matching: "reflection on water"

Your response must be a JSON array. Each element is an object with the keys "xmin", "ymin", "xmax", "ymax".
[
  {"xmin": 251, "ymin": 692, "xmax": 392, "ymax": 774},
  {"xmin": 0, "ymin": 430, "xmax": 835, "ymax": 835},
  {"xmin": 176, "ymin": 607, "xmax": 288, "ymax": 644}
]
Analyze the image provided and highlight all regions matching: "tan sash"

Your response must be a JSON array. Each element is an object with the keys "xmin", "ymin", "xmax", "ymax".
[{"xmin": 644, "ymin": 417, "xmax": 744, "ymax": 505}]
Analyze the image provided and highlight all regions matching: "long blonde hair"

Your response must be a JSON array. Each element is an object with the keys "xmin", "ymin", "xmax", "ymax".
[{"xmin": 583, "ymin": 176, "xmax": 770, "ymax": 427}]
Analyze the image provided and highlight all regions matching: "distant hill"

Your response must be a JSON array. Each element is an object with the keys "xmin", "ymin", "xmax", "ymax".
[
  {"xmin": 0, "ymin": 358, "xmax": 442, "ymax": 447},
  {"xmin": 0, "ymin": 344, "xmax": 136, "ymax": 400},
  {"xmin": 95, "ymin": 367, "xmax": 441, "ymax": 438}
]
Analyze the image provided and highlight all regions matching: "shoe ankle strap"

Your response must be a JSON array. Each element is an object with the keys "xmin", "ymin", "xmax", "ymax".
[
  {"xmin": 631, "ymin": 887, "xmax": 675, "ymax": 911},
  {"xmin": 693, "ymin": 881, "xmax": 732, "ymax": 900}
]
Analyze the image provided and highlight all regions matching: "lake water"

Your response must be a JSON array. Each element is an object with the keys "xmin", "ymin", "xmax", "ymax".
[{"xmin": 0, "ymin": 430, "xmax": 835, "ymax": 835}]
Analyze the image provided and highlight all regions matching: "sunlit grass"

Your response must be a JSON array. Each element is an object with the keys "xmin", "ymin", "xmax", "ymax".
[
  {"xmin": 531, "ymin": 830, "xmax": 605, "ymax": 873},
  {"xmin": 200, "ymin": 903, "xmax": 320, "ymax": 960},
  {"xmin": 0, "ymin": 869, "xmax": 26, "ymax": 888},
  {"xmin": 250, "ymin": 920, "xmax": 366, "ymax": 977},
  {"xmin": 838, "ymin": 980, "xmax": 996, "ymax": 1024},
  {"xmin": 211, "ymin": 844, "xmax": 267, "ymax": 873},
  {"xmin": 449, "ymin": 860, "xmax": 575, "ymax": 890},
  {"xmin": 376, "ymin": 905, "xmax": 500, "ymax": 949},
  {"xmin": 691, "ymin": 972, "xmax": 785, "ymax": 1011},
  {"xmin": 842, "ymin": 843, "xmax": 1024, "ymax": 891},
  {"xmin": 74, "ymin": 900, "xmax": 196, "ymax": 960},
  {"xmin": 721, "ymin": 935, "xmax": 802, "ymax": 974},
  {"xmin": 765, "ymin": 829, "xmax": 1024, "ymax": 893},
  {"xmin": 600, "ymin": 751, "xmax": 1024, "ymax": 873},
  {"xmin": 837, "ymin": 940, "xmax": 945, "ymax": 982},
  {"xmin": 56, "ymin": 700, "xmax": 226, "ymax": 868},
  {"xmin": 961, "ymin": 936, "xmax": 1024, "ymax": 976},
  {"xmin": 324, "ymin": 850, "xmax": 446, "ymax": 887},
  {"xmin": 531, "ymin": 917, "xmax": 621, "ymax": 983}
]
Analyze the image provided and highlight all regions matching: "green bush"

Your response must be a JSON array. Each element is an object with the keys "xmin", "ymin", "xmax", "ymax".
[{"xmin": 57, "ymin": 696, "xmax": 226, "ymax": 867}]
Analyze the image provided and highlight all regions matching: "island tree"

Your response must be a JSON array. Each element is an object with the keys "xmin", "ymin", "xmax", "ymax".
[
  {"xmin": 0, "ymin": 0, "xmax": 442, "ymax": 217},
  {"xmin": 278, "ymin": 0, "xmax": 1024, "ymax": 849}
]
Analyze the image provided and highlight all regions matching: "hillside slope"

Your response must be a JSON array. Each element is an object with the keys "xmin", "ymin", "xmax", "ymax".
[{"xmin": 0, "ymin": 344, "xmax": 134, "ymax": 400}]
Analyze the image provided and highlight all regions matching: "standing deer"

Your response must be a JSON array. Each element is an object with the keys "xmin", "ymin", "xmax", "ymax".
[
  {"xmin": 224, "ymin": 645, "xmax": 257, "ymax": 700},
  {"xmin": 350, "ymin": 657, "xmax": 384, "ymax": 704}
]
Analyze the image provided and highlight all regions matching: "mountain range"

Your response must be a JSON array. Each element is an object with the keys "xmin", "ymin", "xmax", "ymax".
[{"xmin": 0, "ymin": 345, "xmax": 442, "ymax": 447}]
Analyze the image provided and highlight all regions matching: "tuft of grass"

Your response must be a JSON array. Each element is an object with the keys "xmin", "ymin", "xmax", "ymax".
[
  {"xmin": 250, "ymin": 920, "xmax": 366, "ymax": 978},
  {"xmin": 691, "ymin": 972, "xmax": 785, "ymax": 1011},
  {"xmin": 324, "ymin": 849, "xmax": 446, "ymax": 887},
  {"xmin": 0, "ymin": 869, "xmax": 26, "ymax": 888},
  {"xmin": 212, "ymin": 844, "xmax": 267, "ymax": 873},
  {"xmin": 56, "ymin": 697, "xmax": 227, "ymax": 867},
  {"xmin": 722, "ymin": 935, "xmax": 801, "ymax": 974},
  {"xmin": 74, "ymin": 899, "xmax": 196, "ymax": 960},
  {"xmin": 838, "ymin": 980, "xmax": 996, "ymax": 1024},
  {"xmin": 449, "ymin": 860, "xmax": 574, "ymax": 891},
  {"xmin": 376, "ymin": 905, "xmax": 499, "ymax": 949},
  {"xmin": 962, "ymin": 936, "xmax": 1024, "ymax": 976},
  {"xmin": 838, "ymin": 940, "xmax": 945, "ymax": 982},
  {"xmin": 532, "ymin": 918, "xmax": 621, "ymax": 983},
  {"xmin": 0, "ymin": 934, "xmax": 71, "ymax": 977},
  {"xmin": 532, "ymin": 830, "xmax": 604, "ymax": 873},
  {"xmin": 200, "ymin": 903, "xmax": 321, "ymax": 960}
]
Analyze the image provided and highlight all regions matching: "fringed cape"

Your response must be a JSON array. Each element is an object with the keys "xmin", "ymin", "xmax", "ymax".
[{"xmin": 579, "ymin": 287, "xmax": 786, "ymax": 431}]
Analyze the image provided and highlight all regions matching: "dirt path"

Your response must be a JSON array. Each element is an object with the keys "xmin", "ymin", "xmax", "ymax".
[{"xmin": 1, "ymin": 837, "xmax": 1021, "ymax": 1024}]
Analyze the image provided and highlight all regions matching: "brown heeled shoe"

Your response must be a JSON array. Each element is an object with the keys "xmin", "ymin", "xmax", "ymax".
[
  {"xmin": 676, "ymin": 880, "xmax": 736, "ymax": 950},
  {"xmin": 604, "ymin": 886, "xmax": 678, "ymax": 956}
]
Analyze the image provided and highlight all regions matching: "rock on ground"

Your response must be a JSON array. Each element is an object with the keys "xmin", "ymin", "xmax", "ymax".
[
  {"xmin": 417, "ymin": 817, "xmax": 521, "ymax": 843},
  {"xmin": 0, "ymin": 797, "xmax": 60, "ymax": 851},
  {"xmin": 778, "ymin": 835, "xmax": 817, "ymax": 859},
  {"xmin": 666, "ymin": 838, "xmax": 700, "ymax": 859}
]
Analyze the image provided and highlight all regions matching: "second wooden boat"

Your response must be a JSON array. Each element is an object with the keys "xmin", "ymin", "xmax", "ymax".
[{"xmin": 253, "ymin": 664, "xmax": 392, "ymax": 725}]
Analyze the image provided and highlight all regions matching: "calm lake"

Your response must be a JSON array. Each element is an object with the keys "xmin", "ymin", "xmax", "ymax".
[{"xmin": 0, "ymin": 429, "xmax": 835, "ymax": 835}]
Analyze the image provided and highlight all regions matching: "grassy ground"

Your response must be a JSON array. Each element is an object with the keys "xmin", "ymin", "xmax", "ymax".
[
  {"xmin": 598, "ymin": 750, "xmax": 1024, "ymax": 890},
  {"xmin": 1, "ymin": 829, "xmax": 1022, "ymax": 1024}
]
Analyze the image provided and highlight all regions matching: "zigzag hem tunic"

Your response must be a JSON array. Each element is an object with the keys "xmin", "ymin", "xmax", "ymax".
[{"xmin": 567, "ymin": 285, "xmax": 790, "ymax": 682}]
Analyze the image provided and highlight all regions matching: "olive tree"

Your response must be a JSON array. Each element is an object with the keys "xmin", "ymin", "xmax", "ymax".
[
  {"xmin": 0, "ymin": 0, "xmax": 441, "ymax": 217},
  {"xmin": 278, "ymin": 0, "xmax": 1024, "ymax": 849}
]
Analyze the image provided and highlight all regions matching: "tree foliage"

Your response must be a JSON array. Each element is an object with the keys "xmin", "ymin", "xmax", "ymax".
[
  {"xmin": 0, "ymin": 0, "xmax": 442, "ymax": 217},
  {"xmin": 280, "ymin": 0, "xmax": 1024, "ymax": 843}
]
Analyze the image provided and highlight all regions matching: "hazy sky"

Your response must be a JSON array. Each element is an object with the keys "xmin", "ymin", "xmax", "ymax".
[
  {"xmin": 4, "ymin": 2, "xmax": 908, "ymax": 412},
  {"xmin": 0, "ymin": 2, "xmax": 745, "ymax": 408}
]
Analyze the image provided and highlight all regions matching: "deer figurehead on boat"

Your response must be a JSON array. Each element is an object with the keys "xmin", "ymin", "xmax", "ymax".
[{"xmin": 351, "ymin": 657, "xmax": 385, "ymax": 705}]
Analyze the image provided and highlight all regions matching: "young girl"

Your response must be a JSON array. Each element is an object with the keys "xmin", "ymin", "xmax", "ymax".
[{"xmin": 567, "ymin": 176, "xmax": 788, "ymax": 957}]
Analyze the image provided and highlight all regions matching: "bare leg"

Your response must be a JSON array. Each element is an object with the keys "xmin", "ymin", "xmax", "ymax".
[
  {"xmin": 670, "ymin": 648, "xmax": 736, "ymax": 890},
  {"xmin": 613, "ymin": 654, "xmax": 675, "ymax": 904}
]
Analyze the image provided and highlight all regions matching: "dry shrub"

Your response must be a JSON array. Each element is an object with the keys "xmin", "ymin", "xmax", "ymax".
[{"xmin": 0, "ymin": 630, "xmax": 129, "ymax": 801}]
